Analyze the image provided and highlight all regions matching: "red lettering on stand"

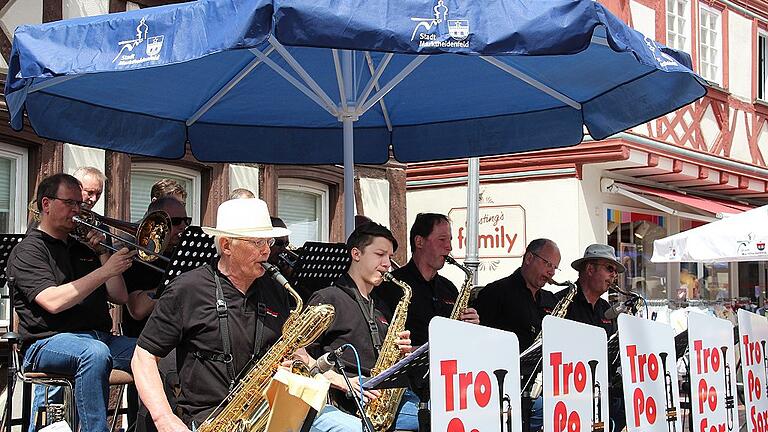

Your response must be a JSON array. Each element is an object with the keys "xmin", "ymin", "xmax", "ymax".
[{"xmin": 441, "ymin": 359, "xmax": 457, "ymax": 411}]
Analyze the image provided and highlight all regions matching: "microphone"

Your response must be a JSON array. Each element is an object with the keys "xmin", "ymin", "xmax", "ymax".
[
  {"xmin": 312, "ymin": 346, "xmax": 346, "ymax": 375},
  {"xmin": 604, "ymin": 303, "xmax": 628, "ymax": 320},
  {"xmin": 262, "ymin": 262, "xmax": 290, "ymax": 289}
]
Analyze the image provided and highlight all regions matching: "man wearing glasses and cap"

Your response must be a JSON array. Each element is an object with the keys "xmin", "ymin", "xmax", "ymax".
[
  {"xmin": 555, "ymin": 243, "xmax": 625, "ymax": 337},
  {"xmin": 132, "ymin": 198, "xmax": 360, "ymax": 432}
]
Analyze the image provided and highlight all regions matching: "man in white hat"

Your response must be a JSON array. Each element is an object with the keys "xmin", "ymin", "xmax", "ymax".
[{"xmin": 131, "ymin": 198, "xmax": 361, "ymax": 432}]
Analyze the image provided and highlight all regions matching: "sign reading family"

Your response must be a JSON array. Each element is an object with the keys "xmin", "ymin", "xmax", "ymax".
[{"xmin": 447, "ymin": 205, "xmax": 526, "ymax": 258}]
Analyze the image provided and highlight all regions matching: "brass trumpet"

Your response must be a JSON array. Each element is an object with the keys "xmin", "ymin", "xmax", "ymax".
[{"xmin": 30, "ymin": 200, "xmax": 173, "ymax": 273}]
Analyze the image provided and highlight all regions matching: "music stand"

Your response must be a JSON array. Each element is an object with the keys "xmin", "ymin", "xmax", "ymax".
[
  {"xmin": 289, "ymin": 242, "xmax": 350, "ymax": 296},
  {"xmin": 160, "ymin": 227, "xmax": 217, "ymax": 294},
  {"xmin": 363, "ymin": 344, "xmax": 431, "ymax": 432}
]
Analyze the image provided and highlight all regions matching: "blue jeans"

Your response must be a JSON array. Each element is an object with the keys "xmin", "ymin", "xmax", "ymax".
[
  {"xmin": 394, "ymin": 389, "xmax": 419, "ymax": 431},
  {"xmin": 530, "ymin": 397, "xmax": 543, "ymax": 432},
  {"xmin": 23, "ymin": 331, "xmax": 136, "ymax": 432},
  {"xmin": 311, "ymin": 405, "xmax": 363, "ymax": 432}
]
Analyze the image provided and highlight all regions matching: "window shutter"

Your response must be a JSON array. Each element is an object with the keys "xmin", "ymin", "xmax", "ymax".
[{"xmin": 278, "ymin": 189, "xmax": 320, "ymax": 247}]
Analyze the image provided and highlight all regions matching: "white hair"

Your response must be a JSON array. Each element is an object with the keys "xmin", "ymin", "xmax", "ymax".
[{"xmin": 72, "ymin": 166, "xmax": 106, "ymax": 183}]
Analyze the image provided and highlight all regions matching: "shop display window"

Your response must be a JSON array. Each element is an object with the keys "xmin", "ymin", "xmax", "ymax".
[{"xmin": 607, "ymin": 209, "xmax": 667, "ymax": 299}]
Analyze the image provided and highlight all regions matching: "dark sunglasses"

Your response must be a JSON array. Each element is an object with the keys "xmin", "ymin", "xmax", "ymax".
[{"xmin": 170, "ymin": 217, "xmax": 192, "ymax": 226}]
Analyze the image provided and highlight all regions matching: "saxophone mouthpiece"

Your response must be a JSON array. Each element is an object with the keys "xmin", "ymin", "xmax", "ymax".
[
  {"xmin": 444, "ymin": 255, "xmax": 457, "ymax": 265},
  {"xmin": 381, "ymin": 271, "xmax": 394, "ymax": 282}
]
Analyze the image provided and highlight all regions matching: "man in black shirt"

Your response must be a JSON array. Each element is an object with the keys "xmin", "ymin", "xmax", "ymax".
[
  {"xmin": 474, "ymin": 238, "xmax": 561, "ymax": 352},
  {"xmin": 7, "ymin": 173, "xmax": 136, "ymax": 432},
  {"xmin": 555, "ymin": 243, "xmax": 625, "ymax": 432},
  {"xmin": 308, "ymin": 222, "xmax": 413, "ymax": 428},
  {"xmin": 132, "ymin": 198, "xmax": 361, "ymax": 432},
  {"xmin": 376, "ymin": 213, "xmax": 479, "ymax": 348}
]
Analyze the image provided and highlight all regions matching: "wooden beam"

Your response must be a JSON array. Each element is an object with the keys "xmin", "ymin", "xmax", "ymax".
[
  {"xmin": 105, "ymin": 151, "xmax": 131, "ymax": 220},
  {"xmin": 42, "ymin": 0, "xmax": 62, "ymax": 23},
  {"xmin": 130, "ymin": 0, "xmax": 188, "ymax": 7},
  {"xmin": 109, "ymin": 0, "xmax": 127, "ymax": 13}
]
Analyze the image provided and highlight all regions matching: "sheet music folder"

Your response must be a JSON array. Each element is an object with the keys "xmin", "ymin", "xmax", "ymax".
[{"xmin": 363, "ymin": 343, "xmax": 429, "ymax": 391}]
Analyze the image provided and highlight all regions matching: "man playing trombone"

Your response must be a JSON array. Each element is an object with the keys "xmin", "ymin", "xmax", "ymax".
[{"xmin": 7, "ymin": 173, "xmax": 136, "ymax": 432}]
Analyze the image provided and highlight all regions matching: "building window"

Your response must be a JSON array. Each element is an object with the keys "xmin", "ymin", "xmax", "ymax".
[
  {"xmin": 278, "ymin": 179, "xmax": 329, "ymax": 247},
  {"xmin": 130, "ymin": 163, "xmax": 201, "ymax": 224},
  {"xmin": 666, "ymin": 0, "xmax": 690, "ymax": 53},
  {"xmin": 677, "ymin": 219, "xmax": 733, "ymax": 301},
  {"xmin": 698, "ymin": 5, "xmax": 722, "ymax": 85},
  {"xmin": 759, "ymin": 33, "xmax": 768, "ymax": 100},
  {"xmin": 0, "ymin": 143, "xmax": 27, "ymax": 326},
  {"xmin": 607, "ymin": 209, "xmax": 667, "ymax": 300}
]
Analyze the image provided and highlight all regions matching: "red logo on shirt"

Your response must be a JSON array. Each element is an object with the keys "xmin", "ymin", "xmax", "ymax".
[
  {"xmin": 265, "ymin": 308, "xmax": 279, "ymax": 318},
  {"xmin": 378, "ymin": 316, "xmax": 389, "ymax": 325}
]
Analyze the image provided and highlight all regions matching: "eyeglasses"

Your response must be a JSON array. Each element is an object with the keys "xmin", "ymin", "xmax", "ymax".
[
  {"xmin": 45, "ymin": 196, "xmax": 85, "ymax": 208},
  {"xmin": 236, "ymin": 237, "xmax": 275, "ymax": 248},
  {"xmin": 531, "ymin": 251, "xmax": 560, "ymax": 272},
  {"xmin": 170, "ymin": 217, "xmax": 192, "ymax": 226},
  {"xmin": 599, "ymin": 263, "xmax": 619, "ymax": 275}
]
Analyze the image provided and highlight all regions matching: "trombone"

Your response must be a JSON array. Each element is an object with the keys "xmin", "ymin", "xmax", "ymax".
[{"xmin": 30, "ymin": 201, "xmax": 173, "ymax": 273}]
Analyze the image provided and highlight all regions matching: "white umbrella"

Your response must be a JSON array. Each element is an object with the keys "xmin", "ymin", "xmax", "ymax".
[{"xmin": 651, "ymin": 205, "xmax": 767, "ymax": 263}]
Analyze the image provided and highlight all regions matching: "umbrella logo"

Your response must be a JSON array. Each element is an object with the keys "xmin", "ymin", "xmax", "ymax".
[
  {"xmin": 113, "ymin": 17, "xmax": 165, "ymax": 66},
  {"xmin": 410, "ymin": 0, "xmax": 470, "ymax": 48},
  {"xmin": 758, "ymin": 242, "xmax": 766, "ymax": 251}
]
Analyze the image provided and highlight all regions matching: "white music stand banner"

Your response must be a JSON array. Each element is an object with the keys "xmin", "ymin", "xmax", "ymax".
[
  {"xmin": 737, "ymin": 309, "xmax": 768, "ymax": 432},
  {"xmin": 429, "ymin": 316, "xmax": 521, "ymax": 432},
  {"xmin": 688, "ymin": 313, "xmax": 738, "ymax": 432},
  {"xmin": 618, "ymin": 314, "xmax": 682, "ymax": 432},
  {"xmin": 542, "ymin": 316, "xmax": 609, "ymax": 432}
]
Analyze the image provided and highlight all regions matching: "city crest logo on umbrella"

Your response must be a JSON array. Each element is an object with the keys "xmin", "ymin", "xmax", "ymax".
[
  {"xmin": 113, "ymin": 16, "xmax": 165, "ymax": 66},
  {"xmin": 410, "ymin": 0, "xmax": 471, "ymax": 48}
]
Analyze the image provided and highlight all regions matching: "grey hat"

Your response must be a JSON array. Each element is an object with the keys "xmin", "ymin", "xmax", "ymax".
[{"xmin": 571, "ymin": 244, "xmax": 625, "ymax": 273}]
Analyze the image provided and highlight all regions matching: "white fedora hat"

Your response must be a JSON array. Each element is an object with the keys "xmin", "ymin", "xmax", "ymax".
[{"xmin": 202, "ymin": 198, "xmax": 290, "ymax": 238}]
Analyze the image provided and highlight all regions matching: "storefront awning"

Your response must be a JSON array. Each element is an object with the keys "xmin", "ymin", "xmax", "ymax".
[{"xmin": 601, "ymin": 179, "xmax": 750, "ymax": 222}]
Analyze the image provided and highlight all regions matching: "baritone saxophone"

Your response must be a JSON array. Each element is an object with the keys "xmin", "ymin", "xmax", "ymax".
[
  {"xmin": 197, "ymin": 263, "xmax": 335, "ymax": 432},
  {"xmin": 364, "ymin": 272, "xmax": 412, "ymax": 432}
]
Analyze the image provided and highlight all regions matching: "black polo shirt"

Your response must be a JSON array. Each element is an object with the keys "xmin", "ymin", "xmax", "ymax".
[
  {"xmin": 472, "ymin": 268, "xmax": 557, "ymax": 351},
  {"xmin": 121, "ymin": 261, "xmax": 165, "ymax": 338},
  {"xmin": 375, "ymin": 259, "xmax": 458, "ymax": 347},
  {"xmin": 137, "ymin": 261, "xmax": 291, "ymax": 426},
  {"xmin": 6, "ymin": 229, "xmax": 112, "ymax": 345},
  {"xmin": 307, "ymin": 274, "xmax": 391, "ymax": 376},
  {"xmin": 554, "ymin": 283, "xmax": 615, "ymax": 338}
]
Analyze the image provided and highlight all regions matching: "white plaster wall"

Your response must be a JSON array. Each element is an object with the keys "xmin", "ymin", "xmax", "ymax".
[
  {"xmin": 700, "ymin": 105, "xmax": 720, "ymax": 149},
  {"xmin": 127, "ymin": 2, "xmax": 141, "ymax": 11},
  {"xmin": 228, "ymin": 164, "xmax": 259, "ymax": 197},
  {"xmin": 757, "ymin": 120, "xmax": 768, "ymax": 159},
  {"xmin": 406, "ymin": 178, "xmax": 583, "ymax": 288},
  {"xmin": 63, "ymin": 0, "xmax": 108, "ymax": 19},
  {"xmin": 629, "ymin": 1, "xmax": 656, "ymax": 39},
  {"xmin": 728, "ymin": 12, "xmax": 753, "ymax": 101},
  {"xmin": 0, "ymin": 0, "xmax": 43, "ymax": 71},
  {"xmin": 360, "ymin": 177, "xmax": 390, "ymax": 227},
  {"xmin": 729, "ymin": 109, "xmax": 752, "ymax": 163},
  {"xmin": 63, "ymin": 144, "xmax": 106, "ymax": 215}
]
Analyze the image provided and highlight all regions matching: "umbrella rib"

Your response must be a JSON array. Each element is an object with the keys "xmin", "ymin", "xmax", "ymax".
[
  {"xmin": 268, "ymin": 36, "xmax": 338, "ymax": 116},
  {"xmin": 249, "ymin": 48, "xmax": 338, "ymax": 117},
  {"xmin": 28, "ymin": 75, "xmax": 82, "ymax": 94},
  {"xmin": 332, "ymin": 49, "xmax": 348, "ymax": 113},
  {"xmin": 358, "ymin": 55, "xmax": 428, "ymax": 116},
  {"xmin": 480, "ymin": 56, "xmax": 582, "ymax": 110},
  {"xmin": 186, "ymin": 46, "xmax": 275, "ymax": 127},
  {"xmin": 363, "ymin": 52, "xmax": 393, "ymax": 132},
  {"xmin": 356, "ymin": 52, "xmax": 393, "ymax": 108}
]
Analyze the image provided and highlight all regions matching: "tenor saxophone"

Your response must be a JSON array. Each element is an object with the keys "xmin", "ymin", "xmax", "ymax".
[
  {"xmin": 197, "ymin": 263, "xmax": 335, "ymax": 432},
  {"xmin": 445, "ymin": 255, "xmax": 473, "ymax": 319},
  {"xmin": 364, "ymin": 272, "xmax": 412, "ymax": 432}
]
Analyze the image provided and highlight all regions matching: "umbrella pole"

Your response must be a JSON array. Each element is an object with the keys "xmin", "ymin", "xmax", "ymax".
[
  {"xmin": 342, "ymin": 50, "xmax": 356, "ymax": 238},
  {"xmin": 466, "ymin": 158, "xmax": 480, "ymax": 284}
]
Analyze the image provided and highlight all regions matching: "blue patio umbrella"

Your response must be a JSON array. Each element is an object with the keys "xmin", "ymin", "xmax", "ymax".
[{"xmin": 4, "ymin": 0, "xmax": 706, "ymax": 237}]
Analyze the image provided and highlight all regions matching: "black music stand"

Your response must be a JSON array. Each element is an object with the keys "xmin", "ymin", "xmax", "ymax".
[
  {"xmin": 363, "ymin": 344, "xmax": 431, "ymax": 432},
  {"xmin": 159, "ymin": 227, "xmax": 216, "ymax": 295},
  {"xmin": 0, "ymin": 234, "xmax": 26, "ymax": 432},
  {"xmin": 289, "ymin": 242, "xmax": 350, "ymax": 299}
]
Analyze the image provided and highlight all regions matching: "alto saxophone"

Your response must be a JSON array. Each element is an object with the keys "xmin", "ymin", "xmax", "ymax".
[
  {"xmin": 197, "ymin": 263, "xmax": 336, "ymax": 432},
  {"xmin": 524, "ymin": 279, "xmax": 577, "ymax": 400},
  {"xmin": 364, "ymin": 272, "xmax": 412, "ymax": 432},
  {"xmin": 445, "ymin": 255, "xmax": 473, "ymax": 320}
]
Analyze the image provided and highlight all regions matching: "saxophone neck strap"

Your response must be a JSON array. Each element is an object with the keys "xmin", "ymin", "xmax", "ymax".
[
  {"xmin": 211, "ymin": 271, "xmax": 267, "ymax": 391},
  {"xmin": 353, "ymin": 289, "xmax": 383, "ymax": 354}
]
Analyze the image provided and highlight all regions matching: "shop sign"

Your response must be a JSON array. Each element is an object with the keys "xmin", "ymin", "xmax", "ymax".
[{"xmin": 447, "ymin": 205, "xmax": 526, "ymax": 259}]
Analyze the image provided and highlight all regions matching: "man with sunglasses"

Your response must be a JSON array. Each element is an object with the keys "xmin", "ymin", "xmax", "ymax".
[
  {"xmin": 556, "ymin": 244, "xmax": 626, "ymax": 432},
  {"xmin": 121, "ymin": 196, "xmax": 190, "ymax": 432},
  {"xmin": 7, "ymin": 173, "xmax": 136, "ymax": 432}
]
